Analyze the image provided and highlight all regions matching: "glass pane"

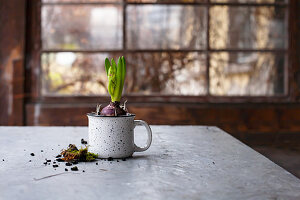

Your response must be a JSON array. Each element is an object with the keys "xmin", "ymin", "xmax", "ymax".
[
  {"xmin": 42, "ymin": 5, "xmax": 122, "ymax": 50},
  {"xmin": 211, "ymin": 0, "xmax": 286, "ymax": 3},
  {"xmin": 41, "ymin": 53, "xmax": 122, "ymax": 96},
  {"xmin": 209, "ymin": 52, "xmax": 285, "ymax": 96},
  {"xmin": 125, "ymin": 52, "xmax": 207, "ymax": 95},
  {"xmin": 42, "ymin": 0, "xmax": 121, "ymax": 3},
  {"xmin": 127, "ymin": 0, "xmax": 205, "ymax": 2},
  {"xmin": 210, "ymin": 6, "xmax": 287, "ymax": 49},
  {"xmin": 127, "ymin": 5, "xmax": 207, "ymax": 50}
]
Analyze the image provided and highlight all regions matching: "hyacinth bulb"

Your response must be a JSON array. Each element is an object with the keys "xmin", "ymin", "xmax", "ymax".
[{"xmin": 100, "ymin": 102, "xmax": 126, "ymax": 116}]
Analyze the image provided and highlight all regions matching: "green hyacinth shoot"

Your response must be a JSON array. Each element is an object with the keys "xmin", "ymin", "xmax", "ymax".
[{"xmin": 104, "ymin": 56, "xmax": 126, "ymax": 102}]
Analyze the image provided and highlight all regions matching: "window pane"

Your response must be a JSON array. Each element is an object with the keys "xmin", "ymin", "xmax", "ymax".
[
  {"xmin": 210, "ymin": 6, "xmax": 287, "ymax": 49},
  {"xmin": 42, "ymin": 52, "xmax": 206, "ymax": 96},
  {"xmin": 42, "ymin": 0, "xmax": 121, "ymax": 3},
  {"xmin": 211, "ymin": 0, "xmax": 286, "ymax": 3},
  {"xmin": 42, "ymin": 5, "xmax": 122, "ymax": 50},
  {"xmin": 209, "ymin": 52, "xmax": 285, "ymax": 96},
  {"xmin": 125, "ymin": 52, "xmax": 207, "ymax": 95},
  {"xmin": 41, "ymin": 53, "xmax": 122, "ymax": 96},
  {"xmin": 127, "ymin": 0, "xmax": 206, "ymax": 2},
  {"xmin": 127, "ymin": 5, "xmax": 207, "ymax": 50}
]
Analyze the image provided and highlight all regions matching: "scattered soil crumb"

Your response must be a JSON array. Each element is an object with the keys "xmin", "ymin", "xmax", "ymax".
[
  {"xmin": 72, "ymin": 160, "xmax": 78, "ymax": 164},
  {"xmin": 65, "ymin": 168, "xmax": 68, "ymax": 171},
  {"xmin": 81, "ymin": 138, "xmax": 88, "ymax": 145},
  {"xmin": 71, "ymin": 166, "xmax": 78, "ymax": 171},
  {"xmin": 96, "ymin": 162, "xmax": 98, "ymax": 165},
  {"xmin": 53, "ymin": 164, "xmax": 59, "ymax": 168},
  {"xmin": 107, "ymin": 157, "xmax": 113, "ymax": 161},
  {"xmin": 41, "ymin": 150, "xmax": 43, "ymax": 152},
  {"xmin": 30, "ymin": 153, "xmax": 35, "ymax": 156},
  {"xmin": 83, "ymin": 170, "xmax": 85, "ymax": 172}
]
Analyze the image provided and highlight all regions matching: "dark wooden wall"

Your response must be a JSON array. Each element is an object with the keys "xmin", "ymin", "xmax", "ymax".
[
  {"xmin": 0, "ymin": 0, "xmax": 26, "ymax": 125},
  {"xmin": 1, "ymin": 0, "xmax": 300, "ymax": 146},
  {"xmin": 24, "ymin": 102, "xmax": 300, "ymax": 144}
]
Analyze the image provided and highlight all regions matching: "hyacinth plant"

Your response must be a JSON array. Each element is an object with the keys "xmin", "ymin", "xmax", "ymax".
[{"xmin": 99, "ymin": 56, "xmax": 128, "ymax": 116}]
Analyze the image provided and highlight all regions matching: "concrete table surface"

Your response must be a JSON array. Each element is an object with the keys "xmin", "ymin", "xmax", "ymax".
[{"xmin": 0, "ymin": 126, "xmax": 300, "ymax": 200}]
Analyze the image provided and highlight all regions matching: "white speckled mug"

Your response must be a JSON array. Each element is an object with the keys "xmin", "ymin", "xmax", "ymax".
[{"xmin": 87, "ymin": 113, "xmax": 152, "ymax": 158}]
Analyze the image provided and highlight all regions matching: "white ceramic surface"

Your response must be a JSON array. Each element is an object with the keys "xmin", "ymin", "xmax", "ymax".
[{"xmin": 87, "ymin": 114, "xmax": 152, "ymax": 158}]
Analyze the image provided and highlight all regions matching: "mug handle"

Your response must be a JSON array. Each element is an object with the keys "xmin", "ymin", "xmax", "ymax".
[{"xmin": 133, "ymin": 120, "xmax": 152, "ymax": 152}]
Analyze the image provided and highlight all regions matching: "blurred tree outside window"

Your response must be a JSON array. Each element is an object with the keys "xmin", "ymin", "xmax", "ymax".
[{"xmin": 41, "ymin": 0, "xmax": 288, "ymax": 97}]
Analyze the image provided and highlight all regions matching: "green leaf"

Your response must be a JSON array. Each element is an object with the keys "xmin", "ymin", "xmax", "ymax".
[
  {"xmin": 108, "ymin": 60, "xmax": 117, "ymax": 101},
  {"xmin": 118, "ymin": 56, "xmax": 126, "ymax": 101},
  {"xmin": 115, "ymin": 57, "xmax": 123, "ymax": 102},
  {"xmin": 121, "ymin": 56, "xmax": 126, "ymax": 88},
  {"xmin": 111, "ymin": 58, "xmax": 117, "ymax": 70},
  {"xmin": 104, "ymin": 58, "xmax": 111, "ymax": 76}
]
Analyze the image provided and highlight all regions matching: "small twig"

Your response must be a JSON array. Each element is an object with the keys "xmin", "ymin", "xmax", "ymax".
[
  {"xmin": 33, "ymin": 172, "xmax": 68, "ymax": 181},
  {"xmin": 123, "ymin": 100, "xmax": 128, "ymax": 110},
  {"xmin": 121, "ymin": 100, "xmax": 128, "ymax": 112},
  {"xmin": 96, "ymin": 104, "xmax": 101, "ymax": 115}
]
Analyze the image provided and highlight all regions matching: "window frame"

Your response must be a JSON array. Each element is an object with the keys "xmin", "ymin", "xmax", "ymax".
[{"xmin": 25, "ymin": 0, "xmax": 297, "ymax": 104}]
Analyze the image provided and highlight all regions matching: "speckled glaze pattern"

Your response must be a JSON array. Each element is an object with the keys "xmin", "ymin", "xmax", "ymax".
[{"xmin": 87, "ymin": 114, "xmax": 152, "ymax": 158}]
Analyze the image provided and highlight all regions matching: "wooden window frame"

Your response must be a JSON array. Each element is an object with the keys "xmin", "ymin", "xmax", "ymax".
[{"xmin": 25, "ymin": 0, "xmax": 299, "ymax": 105}]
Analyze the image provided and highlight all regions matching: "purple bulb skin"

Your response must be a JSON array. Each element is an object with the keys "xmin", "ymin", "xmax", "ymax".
[{"xmin": 100, "ymin": 102, "xmax": 127, "ymax": 116}]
